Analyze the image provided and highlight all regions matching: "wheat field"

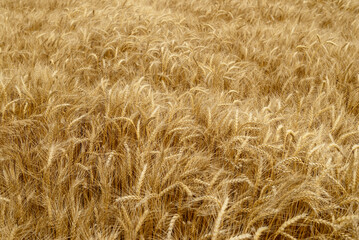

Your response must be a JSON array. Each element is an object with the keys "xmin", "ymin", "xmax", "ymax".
[{"xmin": 1, "ymin": 0, "xmax": 359, "ymax": 239}]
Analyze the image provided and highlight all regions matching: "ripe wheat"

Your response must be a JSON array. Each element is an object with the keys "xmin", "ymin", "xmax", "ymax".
[{"xmin": 1, "ymin": 0, "xmax": 359, "ymax": 239}]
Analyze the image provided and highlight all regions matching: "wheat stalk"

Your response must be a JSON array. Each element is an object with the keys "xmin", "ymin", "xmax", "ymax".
[
  {"xmin": 276, "ymin": 214, "xmax": 307, "ymax": 237},
  {"xmin": 116, "ymin": 195, "xmax": 141, "ymax": 203},
  {"xmin": 212, "ymin": 197, "xmax": 229, "ymax": 240},
  {"xmin": 135, "ymin": 209, "xmax": 149, "ymax": 235},
  {"xmin": 159, "ymin": 182, "xmax": 193, "ymax": 197},
  {"xmin": 166, "ymin": 214, "xmax": 179, "ymax": 240},
  {"xmin": 229, "ymin": 233, "xmax": 252, "ymax": 240},
  {"xmin": 254, "ymin": 226, "xmax": 269, "ymax": 240},
  {"xmin": 136, "ymin": 163, "xmax": 148, "ymax": 196}
]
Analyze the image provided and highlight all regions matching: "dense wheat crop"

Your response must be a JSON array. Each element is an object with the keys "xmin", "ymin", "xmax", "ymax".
[{"xmin": 1, "ymin": 0, "xmax": 359, "ymax": 239}]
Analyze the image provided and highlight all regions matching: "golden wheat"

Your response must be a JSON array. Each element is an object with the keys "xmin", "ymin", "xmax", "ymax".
[
  {"xmin": 212, "ymin": 196, "xmax": 229, "ymax": 240},
  {"xmin": 1, "ymin": 0, "xmax": 359, "ymax": 239}
]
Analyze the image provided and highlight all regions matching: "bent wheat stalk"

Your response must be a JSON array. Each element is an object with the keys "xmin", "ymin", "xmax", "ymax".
[{"xmin": 212, "ymin": 197, "xmax": 229, "ymax": 240}]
